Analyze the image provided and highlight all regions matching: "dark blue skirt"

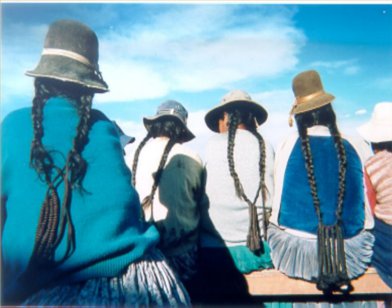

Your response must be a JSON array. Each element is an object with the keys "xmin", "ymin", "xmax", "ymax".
[{"xmin": 372, "ymin": 217, "xmax": 392, "ymax": 288}]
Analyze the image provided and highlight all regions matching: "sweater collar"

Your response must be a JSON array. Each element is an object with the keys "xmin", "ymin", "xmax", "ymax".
[{"xmin": 307, "ymin": 125, "xmax": 331, "ymax": 136}]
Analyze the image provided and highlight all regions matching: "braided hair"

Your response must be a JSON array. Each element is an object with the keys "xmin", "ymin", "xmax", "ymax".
[
  {"xmin": 295, "ymin": 103, "xmax": 351, "ymax": 293},
  {"xmin": 132, "ymin": 119, "xmax": 187, "ymax": 221},
  {"xmin": 225, "ymin": 108, "xmax": 268, "ymax": 254},
  {"xmin": 27, "ymin": 78, "xmax": 94, "ymax": 270}
]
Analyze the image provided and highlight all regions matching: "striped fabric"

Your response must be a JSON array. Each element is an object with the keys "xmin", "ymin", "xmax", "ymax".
[
  {"xmin": 365, "ymin": 151, "xmax": 392, "ymax": 225},
  {"xmin": 22, "ymin": 249, "xmax": 190, "ymax": 306},
  {"xmin": 267, "ymin": 224, "xmax": 374, "ymax": 281}
]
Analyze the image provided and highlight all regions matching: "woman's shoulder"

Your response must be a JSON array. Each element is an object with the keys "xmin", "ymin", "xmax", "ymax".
[
  {"xmin": 89, "ymin": 109, "xmax": 118, "ymax": 136},
  {"xmin": 171, "ymin": 143, "xmax": 203, "ymax": 166},
  {"xmin": 366, "ymin": 150, "xmax": 392, "ymax": 169},
  {"xmin": 340, "ymin": 133, "xmax": 372, "ymax": 163},
  {"xmin": 1, "ymin": 107, "xmax": 32, "ymax": 138},
  {"xmin": 275, "ymin": 132, "xmax": 299, "ymax": 155},
  {"xmin": 90, "ymin": 109, "xmax": 111, "ymax": 125},
  {"xmin": 2, "ymin": 107, "xmax": 31, "ymax": 125}
]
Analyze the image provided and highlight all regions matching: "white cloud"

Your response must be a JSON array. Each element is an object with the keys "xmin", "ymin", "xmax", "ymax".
[
  {"xmin": 1, "ymin": 23, "xmax": 47, "ymax": 105},
  {"xmin": 343, "ymin": 65, "xmax": 360, "ymax": 75},
  {"xmin": 114, "ymin": 118, "xmax": 145, "ymax": 143},
  {"xmin": 1, "ymin": 60, "xmax": 35, "ymax": 100},
  {"xmin": 373, "ymin": 76, "xmax": 392, "ymax": 90},
  {"xmin": 2, "ymin": 5, "xmax": 305, "ymax": 113},
  {"xmin": 98, "ymin": 5, "xmax": 305, "ymax": 103},
  {"xmin": 252, "ymin": 89, "xmax": 294, "ymax": 112},
  {"xmin": 249, "ymin": 89, "xmax": 295, "ymax": 148},
  {"xmin": 355, "ymin": 108, "xmax": 367, "ymax": 116},
  {"xmin": 186, "ymin": 110, "xmax": 212, "ymax": 157},
  {"xmin": 310, "ymin": 59, "xmax": 360, "ymax": 76},
  {"xmin": 95, "ymin": 61, "xmax": 169, "ymax": 103}
]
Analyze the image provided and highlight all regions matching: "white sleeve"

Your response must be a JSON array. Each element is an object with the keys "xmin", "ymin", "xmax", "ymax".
[
  {"xmin": 269, "ymin": 133, "xmax": 298, "ymax": 226},
  {"xmin": 343, "ymin": 134, "xmax": 375, "ymax": 230}
]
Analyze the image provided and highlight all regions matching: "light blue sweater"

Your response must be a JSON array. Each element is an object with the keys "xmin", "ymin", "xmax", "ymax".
[{"xmin": 1, "ymin": 97, "xmax": 159, "ymax": 303}]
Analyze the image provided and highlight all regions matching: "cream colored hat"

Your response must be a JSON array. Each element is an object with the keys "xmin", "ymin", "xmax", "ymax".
[
  {"xmin": 205, "ymin": 89, "xmax": 268, "ymax": 132},
  {"xmin": 357, "ymin": 102, "xmax": 392, "ymax": 143}
]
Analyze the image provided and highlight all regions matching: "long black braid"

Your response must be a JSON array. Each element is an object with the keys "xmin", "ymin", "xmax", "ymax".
[
  {"xmin": 226, "ymin": 109, "xmax": 268, "ymax": 254},
  {"xmin": 295, "ymin": 103, "xmax": 350, "ymax": 293},
  {"xmin": 132, "ymin": 120, "xmax": 186, "ymax": 221},
  {"xmin": 249, "ymin": 128, "xmax": 270, "ymax": 239},
  {"xmin": 26, "ymin": 78, "xmax": 94, "ymax": 271}
]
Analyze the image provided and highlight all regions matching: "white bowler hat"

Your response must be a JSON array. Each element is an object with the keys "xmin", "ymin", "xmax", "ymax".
[{"xmin": 357, "ymin": 102, "xmax": 392, "ymax": 143}]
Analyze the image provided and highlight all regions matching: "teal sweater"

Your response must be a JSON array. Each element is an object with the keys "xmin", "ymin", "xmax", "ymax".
[{"xmin": 1, "ymin": 97, "xmax": 159, "ymax": 303}]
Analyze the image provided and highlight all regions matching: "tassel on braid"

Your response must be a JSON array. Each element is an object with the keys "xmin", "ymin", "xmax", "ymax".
[
  {"xmin": 227, "ymin": 110, "xmax": 267, "ymax": 254},
  {"xmin": 31, "ymin": 185, "xmax": 61, "ymax": 266},
  {"xmin": 249, "ymin": 129, "xmax": 269, "ymax": 240},
  {"xmin": 314, "ymin": 123, "xmax": 350, "ymax": 293},
  {"xmin": 297, "ymin": 106, "xmax": 352, "ymax": 293}
]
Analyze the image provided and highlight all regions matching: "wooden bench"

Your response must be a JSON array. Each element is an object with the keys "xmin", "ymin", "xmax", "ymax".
[{"xmin": 244, "ymin": 268, "xmax": 392, "ymax": 302}]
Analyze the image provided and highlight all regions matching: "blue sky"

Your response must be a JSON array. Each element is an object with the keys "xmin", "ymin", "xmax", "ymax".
[{"xmin": 1, "ymin": 2, "xmax": 392, "ymax": 155}]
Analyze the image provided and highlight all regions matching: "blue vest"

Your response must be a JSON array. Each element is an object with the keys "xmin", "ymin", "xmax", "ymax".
[{"xmin": 278, "ymin": 136, "xmax": 365, "ymax": 238}]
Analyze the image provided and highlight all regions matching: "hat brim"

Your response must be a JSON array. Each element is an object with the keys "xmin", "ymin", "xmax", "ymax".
[
  {"xmin": 205, "ymin": 100, "xmax": 268, "ymax": 133},
  {"xmin": 25, "ymin": 55, "xmax": 109, "ymax": 93},
  {"xmin": 292, "ymin": 93, "xmax": 335, "ymax": 115},
  {"xmin": 357, "ymin": 122, "xmax": 392, "ymax": 143},
  {"xmin": 143, "ymin": 114, "xmax": 195, "ymax": 142}
]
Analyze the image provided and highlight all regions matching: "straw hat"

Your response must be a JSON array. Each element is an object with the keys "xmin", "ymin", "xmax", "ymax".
[
  {"xmin": 204, "ymin": 90, "xmax": 268, "ymax": 132},
  {"xmin": 357, "ymin": 102, "xmax": 392, "ymax": 143},
  {"xmin": 289, "ymin": 70, "xmax": 335, "ymax": 124},
  {"xmin": 26, "ymin": 19, "xmax": 108, "ymax": 93},
  {"xmin": 143, "ymin": 100, "xmax": 195, "ymax": 142}
]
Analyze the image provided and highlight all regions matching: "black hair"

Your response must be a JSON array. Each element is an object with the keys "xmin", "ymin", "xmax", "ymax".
[
  {"xmin": 27, "ymin": 77, "xmax": 94, "ymax": 270},
  {"xmin": 224, "ymin": 108, "xmax": 268, "ymax": 254},
  {"xmin": 294, "ymin": 103, "xmax": 351, "ymax": 293},
  {"xmin": 371, "ymin": 141, "xmax": 392, "ymax": 153},
  {"xmin": 132, "ymin": 119, "xmax": 186, "ymax": 220}
]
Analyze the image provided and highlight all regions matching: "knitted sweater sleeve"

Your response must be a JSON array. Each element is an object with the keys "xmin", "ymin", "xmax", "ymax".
[
  {"xmin": 365, "ymin": 151, "xmax": 392, "ymax": 225},
  {"xmin": 364, "ymin": 168, "xmax": 376, "ymax": 216}
]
